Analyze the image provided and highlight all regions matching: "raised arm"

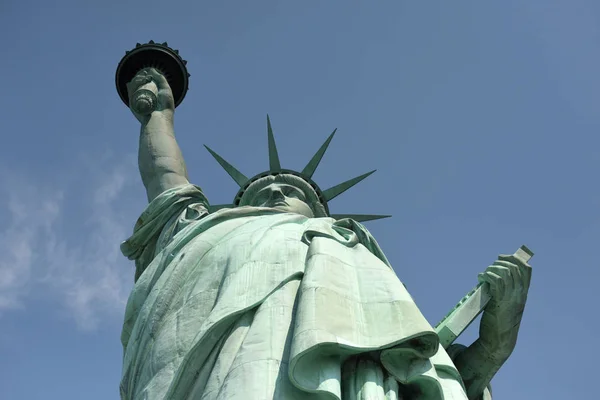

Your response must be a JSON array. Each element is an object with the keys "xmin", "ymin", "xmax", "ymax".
[{"xmin": 126, "ymin": 68, "xmax": 189, "ymax": 202}]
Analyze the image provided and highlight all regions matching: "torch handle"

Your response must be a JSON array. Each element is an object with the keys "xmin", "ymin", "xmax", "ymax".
[{"xmin": 131, "ymin": 81, "xmax": 158, "ymax": 116}]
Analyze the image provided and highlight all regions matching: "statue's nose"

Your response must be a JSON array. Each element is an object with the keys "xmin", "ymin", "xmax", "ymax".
[{"xmin": 270, "ymin": 189, "xmax": 285, "ymax": 201}]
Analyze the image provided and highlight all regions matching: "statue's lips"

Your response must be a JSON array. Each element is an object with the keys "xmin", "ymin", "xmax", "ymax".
[{"xmin": 268, "ymin": 201, "xmax": 288, "ymax": 207}]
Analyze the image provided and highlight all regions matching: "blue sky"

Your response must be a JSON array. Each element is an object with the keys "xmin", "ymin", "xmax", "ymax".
[{"xmin": 1, "ymin": 1, "xmax": 598, "ymax": 398}]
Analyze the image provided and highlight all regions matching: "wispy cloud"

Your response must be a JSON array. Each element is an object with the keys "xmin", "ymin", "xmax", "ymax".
[
  {"xmin": 0, "ymin": 186, "xmax": 62, "ymax": 310},
  {"xmin": 0, "ymin": 152, "xmax": 140, "ymax": 330}
]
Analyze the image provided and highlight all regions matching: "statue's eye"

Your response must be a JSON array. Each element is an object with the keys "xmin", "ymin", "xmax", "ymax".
[
  {"xmin": 287, "ymin": 188, "xmax": 306, "ymax": 201},
  {"xmin": 253, "ymin": 191, "xmax": 269, "ymax": 204}
]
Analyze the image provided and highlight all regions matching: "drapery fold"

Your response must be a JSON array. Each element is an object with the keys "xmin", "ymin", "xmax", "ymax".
[{"xmin": 119, "ymin": 184, "xmax": 468, "ymax": 400}]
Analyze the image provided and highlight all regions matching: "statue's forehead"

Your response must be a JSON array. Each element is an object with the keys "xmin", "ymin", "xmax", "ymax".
[
  {"xmin": 260, "ymin": 181, "xmax": 301, "ymax": 189},
  {"xmin": 251, "ymin": 179, "xmax": 306, "ymax": 195}
]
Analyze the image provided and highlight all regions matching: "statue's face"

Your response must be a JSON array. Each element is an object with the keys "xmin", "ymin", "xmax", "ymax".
[{"xmin": 249, "ymin": 183, "xmax": 315, "ymax": 218}]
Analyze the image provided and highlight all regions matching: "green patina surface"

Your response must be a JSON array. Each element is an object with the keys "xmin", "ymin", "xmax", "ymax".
[{"xmin": 119, "ymin": 67, "xmax": 532, "ymax": 400}]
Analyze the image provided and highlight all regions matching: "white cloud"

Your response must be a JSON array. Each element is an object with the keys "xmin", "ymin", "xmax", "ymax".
[
  {"xmin": 0, "ymin": 182, "xmax": 62, "ymax": 310},
  {"xmin": 0, "ymin": 152, "xmax": 140, "ymax": 330}
]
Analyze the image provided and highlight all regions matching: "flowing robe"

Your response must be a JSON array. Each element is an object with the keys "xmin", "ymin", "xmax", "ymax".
[{"xmin": 120, "ymin": 184, "xmax": 469, "ymax": 400}]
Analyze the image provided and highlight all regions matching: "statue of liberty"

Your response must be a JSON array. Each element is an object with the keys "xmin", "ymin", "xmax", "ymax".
[{"xmin": 116, "ymin": 42, "xmax": 532, "ymax": 400}]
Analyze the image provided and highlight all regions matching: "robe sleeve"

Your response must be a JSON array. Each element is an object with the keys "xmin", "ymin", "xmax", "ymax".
[{"xmin": 120, "ymin": 184, "xmax": 210, "ymax": 281}]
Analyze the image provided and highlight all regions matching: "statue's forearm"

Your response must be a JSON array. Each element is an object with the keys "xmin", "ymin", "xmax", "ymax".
[
  {"xmin": 453, "ymin": 335, "xmax": 513, "ymax": 400},
  {"xmin": 138, "ymin": 111, "xmax": 189, "ymax": 202},
  {"xmin": 453, "ymin": 297, "xmax": 525, "ymax": 399}
]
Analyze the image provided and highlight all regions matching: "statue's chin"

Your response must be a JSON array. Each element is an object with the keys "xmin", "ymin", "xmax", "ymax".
[
  {"xmin": 254, "ymin": 202, "xmax": 313, "ymax": 218},
  {"xmin": 267, "ymin": 204, "xmax": 303, "ymax": 215},
  {"xmin": 271, "ymin": 205, "xmax": 292, "ymax": 212}
]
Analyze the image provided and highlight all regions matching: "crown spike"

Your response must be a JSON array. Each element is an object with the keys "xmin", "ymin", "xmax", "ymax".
[
  {"xmin": 330, "ymin": 214, "xmax": 391, "ymax": 222},
  {"xmin": 267, "ymin": 115, "xmax": 281, "ymax": 171},
  {"xmin": 322, "ymin": 170, "xmax": 376, "ymax": 202},
  {"xmin": 204, "ymin": 145, "xmax": 249, "ymax": 187},
  {"xmin": 302, "ymin": 129, "xmax": 336, "ymax": 179}
]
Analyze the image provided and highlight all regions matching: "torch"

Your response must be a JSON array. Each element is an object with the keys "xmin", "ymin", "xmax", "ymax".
[{"xmin": 115, "ymin": 40, "xmax": 190, "ymax": 114}]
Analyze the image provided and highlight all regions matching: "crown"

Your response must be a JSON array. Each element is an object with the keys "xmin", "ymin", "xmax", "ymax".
[{"xmin": 205, "ymin": 116, "xmax": 391, "ymax": 222}]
